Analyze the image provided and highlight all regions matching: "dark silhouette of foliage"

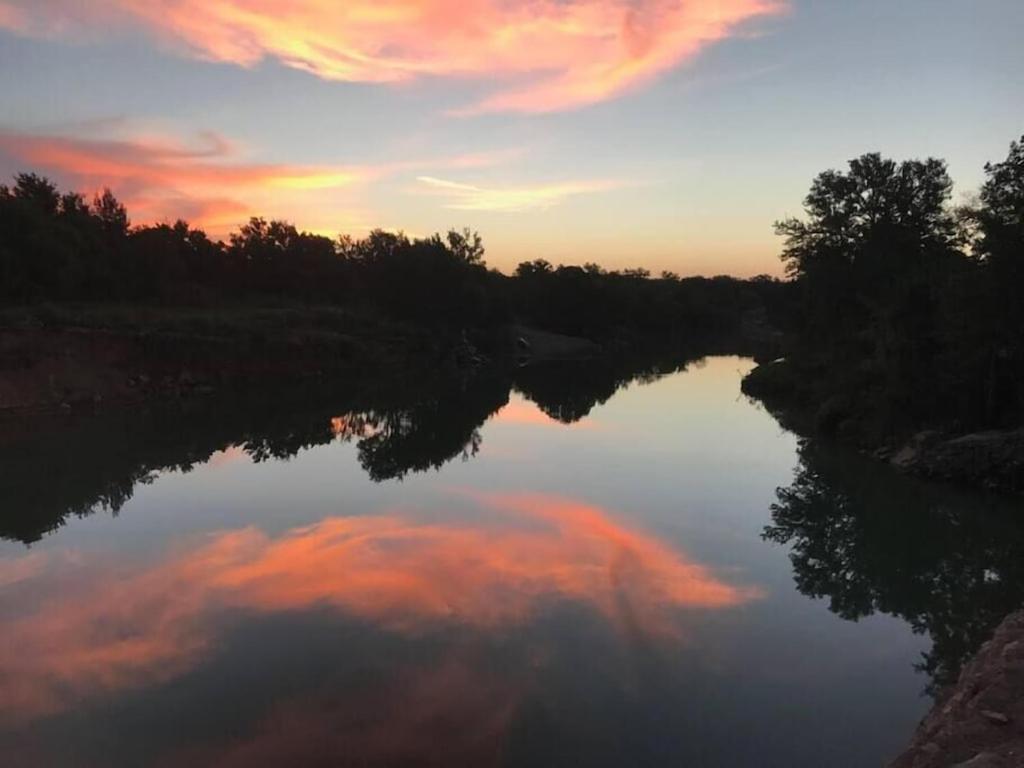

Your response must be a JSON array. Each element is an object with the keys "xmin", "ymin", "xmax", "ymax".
[
  {"xmin": 764, "ymin": 137, "xmax": 1024, "ymax": 441},
  {"xmin": 508, "ymin": 260, "xmax": 780, "ymax": 345},
  {"xmin": 968, "ymin": 136, "xmax": 1024, "ymax": 424},
  {"xmin": 513, "ymin": 354, "xmax": 694, "ymax": 423},
  {"xmin": 0, "ymin": 351, "xmax": 695, "ymax": 543},
  {"xmin": 0, "ymin": 172, "xmax": 782, "ymax": 353}
]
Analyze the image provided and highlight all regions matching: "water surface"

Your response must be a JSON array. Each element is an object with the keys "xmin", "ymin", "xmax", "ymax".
[{"xmin": 2, "ymin": 356, "xmax": 1022, "ymax": 767}]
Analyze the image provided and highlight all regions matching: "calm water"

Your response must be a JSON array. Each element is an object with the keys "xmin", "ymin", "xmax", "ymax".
[{"xmin": 2, "ymin": 356, "xmax": 1023, "ymax": 767}]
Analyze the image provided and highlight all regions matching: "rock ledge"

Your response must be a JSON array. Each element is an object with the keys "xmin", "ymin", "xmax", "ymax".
[{"xmin": 891, "ymin": 610, "xmax": 1024, "ymax": 767}]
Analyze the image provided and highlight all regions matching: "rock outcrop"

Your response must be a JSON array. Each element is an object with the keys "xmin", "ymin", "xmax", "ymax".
[
  {"xmin": 891, "ymin": 430, "xmax": 1024, "ymax": 494},
  {"xmin": 891, "ymin": 610, "xmax": 1024, "ymax": 767}
]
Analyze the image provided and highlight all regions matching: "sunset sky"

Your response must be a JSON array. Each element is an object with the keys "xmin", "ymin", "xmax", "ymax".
[{"xmin": 1, "ymin": 0, "xmax": 1021, "ymax": 275}]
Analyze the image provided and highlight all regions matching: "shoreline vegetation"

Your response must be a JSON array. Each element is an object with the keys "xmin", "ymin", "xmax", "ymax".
[
  {"xmin": 0, "ymin": 172, "xmax": 788, "ymax": 415},
  {"xmin": 741, "ymin": 135, "xmax": 1024, "ymax": 496},
  {"xmin": 738, "ymin": 136, "xmax": 1024, "ymax": 767}
]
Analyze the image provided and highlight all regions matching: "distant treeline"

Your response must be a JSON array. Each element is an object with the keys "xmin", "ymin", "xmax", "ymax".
[
  {"xmin": 746, "ymin": 135, "xmax": 1024, "ymax": 441},
  {"xmin": 0, "ymin": 174, "xmax": 787, "ymax": 346}
]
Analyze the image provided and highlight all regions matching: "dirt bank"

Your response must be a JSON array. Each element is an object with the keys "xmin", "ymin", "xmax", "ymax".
[{"xmin": 0, "ymin": 306, "xmax": 426, "ymax": 414}]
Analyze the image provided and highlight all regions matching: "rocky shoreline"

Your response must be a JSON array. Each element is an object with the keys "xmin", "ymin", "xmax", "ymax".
[
  {"xmin": 885, "ymin": 429, "xmax": 1024, "ymax": 494},
  {"xmin": 890, "ymin": 610, "xmax": 1024, "ymax": 768},
  {"xmin": 741, "ymin": 359, "xmax": 1024, "ymax": 495}
]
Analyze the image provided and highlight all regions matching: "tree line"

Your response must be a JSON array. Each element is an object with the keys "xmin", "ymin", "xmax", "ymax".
[
  {"xmin": 757, "ymin": 135, "xmax": 1024, "ymax": 440},
  {"xmin": 0, "ymin": 174, "xmax": 784, "ymax": 347}
]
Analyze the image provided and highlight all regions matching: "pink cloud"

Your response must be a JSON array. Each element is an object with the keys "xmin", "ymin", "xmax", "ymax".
[
  {"xmin": 0, "ymin": 0, "xmax": 786, "ymax": 113},
  {"xmin": 0, "ymin": 128, "xmax": 533, "ymax": 236},
  {"xmin": 0, "ymin": 128, "xmax": 371, "ymax": 235}
]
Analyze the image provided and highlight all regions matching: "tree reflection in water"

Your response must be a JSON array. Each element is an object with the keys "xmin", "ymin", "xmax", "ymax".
[
  {"xmin": 0, "ymin": 350, "xmax": 697, "ymax": 544},
  {"xmin": 764, "ymin": 438, "xmax": 1024, "ymax": 693}
]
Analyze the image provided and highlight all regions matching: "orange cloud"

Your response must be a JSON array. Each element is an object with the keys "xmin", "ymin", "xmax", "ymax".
[
  {"xmin": 0, "ymin": 492, "xmax": 759, "ymax": 722},
  {"xmin": 0, "ymin": 0, "xmax": 785, "ymax": 113},
  {"xmin": 0, "ymin": 129, "xmax": 373, "ymax": 235},
  {"xmin": 0, "ymin": 128, "xmax": 531, "ymax": 235}
]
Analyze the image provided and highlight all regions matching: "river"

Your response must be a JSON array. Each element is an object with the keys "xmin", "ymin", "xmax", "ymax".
[{"xmin": 2, "ymin": 355, "xmax": 1022, "ymax": 767}]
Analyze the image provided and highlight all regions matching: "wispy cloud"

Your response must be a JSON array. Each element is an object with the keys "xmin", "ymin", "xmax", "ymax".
[
  {"xmin": 416, "ymin": 175, "xmax": 621, "ymax": 212},
  {"xmin": 0, "ymin": 126, "xmax": 524, "ymax": 235},
  {"xmin": 0, "ymin": 0, "xmax": 786, "ymax": 114}
]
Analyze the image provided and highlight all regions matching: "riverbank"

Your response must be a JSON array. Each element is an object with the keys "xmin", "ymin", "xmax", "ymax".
[
  {"xmin": 741, "ymin": 358, "xmax": 1024, "ymax": 494},
  {"xmin": 0, "ymin": 304, "xmax": 585, "ymax": 416},
  {"xmin": 0, "ymin": 304, "xmax": 436, "ymax": 414},
  {"xmin": 0, "ymin": 303, "xmax": 780, "ymax": 417},
  {"xmin": 890, "ymin": 610, "xmax": 1024, "ymax": 768}
]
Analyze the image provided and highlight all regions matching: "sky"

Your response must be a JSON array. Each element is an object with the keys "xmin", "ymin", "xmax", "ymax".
[{"xmin": 0, "ymin": 0, "xmax": 1021, "ymax": 276}]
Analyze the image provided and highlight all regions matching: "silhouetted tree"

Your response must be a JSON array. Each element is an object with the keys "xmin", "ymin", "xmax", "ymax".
[
  {"xmin": 968, "ymin": 136, "xmax": 1024, "ymax": 423},
  {"xmin": 760, "ymin": 142, "xmax": 1024, "ymax": 441},
  {"xmin": 0, "ymin": 171, "xmax": 784, "ymax": 354},
  {"xmin": 13, "ymin": 172, "xmax": 60, "ymax": 215},
  {"xmin": 93, "ymin": 188, "xmax": 129, "ymax": 237}
]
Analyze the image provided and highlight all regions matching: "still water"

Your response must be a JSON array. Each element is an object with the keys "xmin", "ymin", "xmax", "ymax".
[{"xmin": 2, "ymin": 356, "xmax": 1023, "ymax": 767}]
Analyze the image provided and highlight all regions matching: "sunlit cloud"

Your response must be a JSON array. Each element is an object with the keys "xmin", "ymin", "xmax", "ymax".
[
  {"xmin": 0, "ymin": 128, "xmax": 372, "ymax": 235},
  {"xmin": 0, "ymin": 127, "xmax": 525, "ymax": 236},
  {"xmin": 0, "ymin": 492, "xmax": 759, "ymax": 721},
  {"xmin": 0, "ymin": 0, "xmax": 785, "ymax": 114},
  {"xmin": 417, "ymin": 175, "xmax": 621, "ymax": 212}
]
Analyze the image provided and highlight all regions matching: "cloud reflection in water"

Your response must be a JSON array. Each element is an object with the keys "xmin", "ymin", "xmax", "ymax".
[{"xmin": 0, "ymin": 492, "xmax": 759, "ymax": 723}]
